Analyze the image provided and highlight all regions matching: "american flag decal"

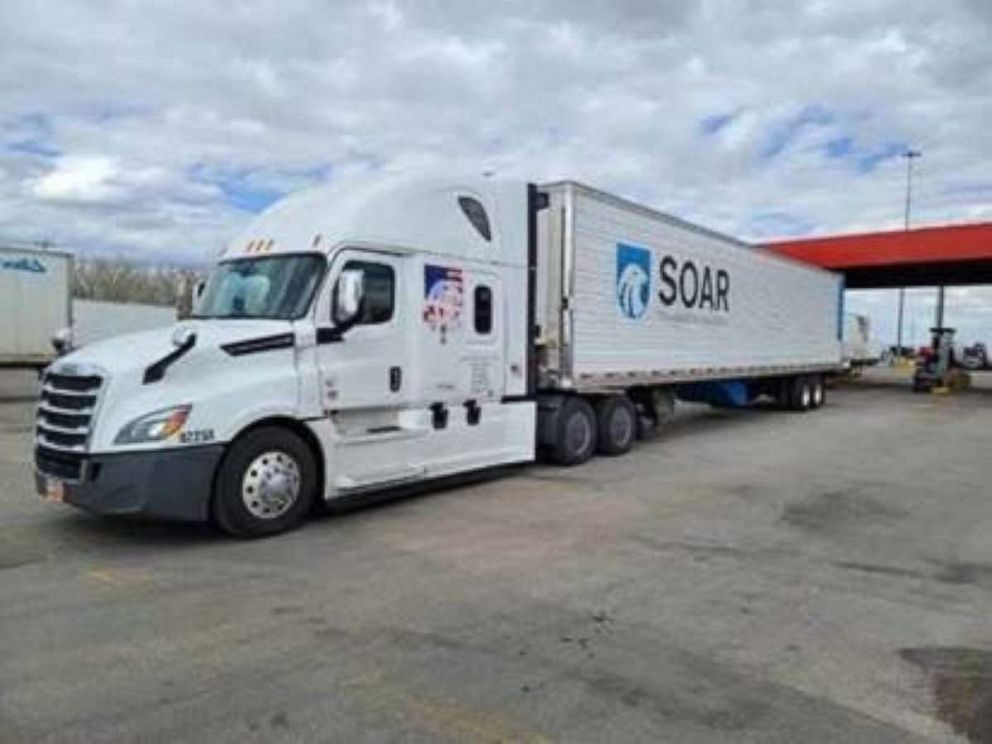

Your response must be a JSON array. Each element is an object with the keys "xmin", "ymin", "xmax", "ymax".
[{"xmin": 423, "ymin": 264, "xmax": 464, "ymax": 343}]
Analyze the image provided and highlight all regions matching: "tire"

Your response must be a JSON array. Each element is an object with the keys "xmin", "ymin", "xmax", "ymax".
[
  {"xmin": 809, "ymin": 376, "xmax": 825, "ymax": 409},
  {"xmin": 595, "ymin": 395, "xmax": 637, "ymax": 456},
  {"xmin": 789, "ymin": 376, "xmax": 813, "ymax": 412},
  {"xmin": 212, "ymin": 426, "xmax": 318, "ymax": 538},
  {"xmin": 549, "ymin": 397, "xmax": 597, "ymax": 466}
]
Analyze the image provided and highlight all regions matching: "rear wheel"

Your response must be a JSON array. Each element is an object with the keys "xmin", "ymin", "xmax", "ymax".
[
  {"xmin": 212, "ymin": 426, "xmax": 317, "ymax": 538},
  {"xmin": 549, "ymin": 397, "xmax": 597, "ymax": 466},
  {"xmin": 595, "ymin": 395, "xmax": 637, "ymax": 456},
  {"xmin": 810, "ymin": 376, "xmax": 825, "ymax": 408},
  {"xmin": 788, "ymin": 376, "xmax": 813, "ymax": 412}
]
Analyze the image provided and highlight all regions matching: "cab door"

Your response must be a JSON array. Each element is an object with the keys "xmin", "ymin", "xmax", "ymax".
[{"xmin": 316, "ymin": 249, "xmax": 409, "ymax": 414}]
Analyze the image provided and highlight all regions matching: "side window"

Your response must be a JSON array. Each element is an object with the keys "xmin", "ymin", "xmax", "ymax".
[
  {"xmin": 343, "ymin": 260, "xmax": 394, "ymax": 324},
  {"xmin": 474, "ymin": 285, "xmax": 493, "ymax": 335},
  {"xmin": 458, "ymin": 196, "xmax": 492, "ymax": 242}
]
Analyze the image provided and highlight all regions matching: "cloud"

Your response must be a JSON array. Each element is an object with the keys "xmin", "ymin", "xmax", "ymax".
[
  {"xmin": 32, "ymin": 155, "xmax": 120, "ymax": 204},
  {"xmin": 0, "ymin": 0, "xmax": 987, "ymax": 346}
]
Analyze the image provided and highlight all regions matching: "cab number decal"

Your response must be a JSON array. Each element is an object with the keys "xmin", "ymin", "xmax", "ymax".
[{"xmin": 181, "ymin": 429, "xmax": 215, "ymax": 444}]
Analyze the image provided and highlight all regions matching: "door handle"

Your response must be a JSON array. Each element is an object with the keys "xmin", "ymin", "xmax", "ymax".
[{"xmin": 389, "ymin": 366, "xmax": 402, "ymax": 392}]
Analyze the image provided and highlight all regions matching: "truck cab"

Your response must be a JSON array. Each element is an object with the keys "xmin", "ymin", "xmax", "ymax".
[{"xmin": 34, "ymin": 176, "xmax": 538, "ymax": 536}]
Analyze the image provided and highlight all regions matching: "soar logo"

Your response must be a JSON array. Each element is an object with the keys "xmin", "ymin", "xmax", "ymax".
[{"xmin": 616, "ymin": 243, "xmax": 651, "ymax": 319}]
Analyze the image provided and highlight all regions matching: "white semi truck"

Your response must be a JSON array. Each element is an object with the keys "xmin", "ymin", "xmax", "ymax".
[
  {"xmin": 34, "ymin": 176, "xmax": 843, "ymax": 536},
  {"xmin": 1, "ymin": 245, "xmax": 73, "ymax": 370}
]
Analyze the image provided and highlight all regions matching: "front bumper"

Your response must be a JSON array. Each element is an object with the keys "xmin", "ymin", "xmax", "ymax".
[{"xmin": 34, "ymin": 445, "xmax": 225, "ymax": 522}]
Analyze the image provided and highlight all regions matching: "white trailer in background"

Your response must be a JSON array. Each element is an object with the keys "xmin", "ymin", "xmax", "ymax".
[
  {"xmin": 0, "ymin": 245, "xmax": 72, "ymax": 370},
  {"xmin": 842, "ymin": 313, "xmax": 879, "ymax": 370},
  {"xmin": 34, "ymin": 175, "xmax": 843, "ymax": 536}
]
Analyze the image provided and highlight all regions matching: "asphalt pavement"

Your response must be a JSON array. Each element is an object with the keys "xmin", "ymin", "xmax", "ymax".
[{"xmin": 2, "ymin": 369, "xmax": 990, "ymax": 743}]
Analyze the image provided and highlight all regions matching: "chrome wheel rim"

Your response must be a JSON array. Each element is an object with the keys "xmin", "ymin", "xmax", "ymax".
[
  {"xmin": 813, "ymin": 384, "xmax": 824, "ymax": 406},
  {"xmin": 801, "ymin": 385, "xmax": 812, "ymax": 409},
  {"xmin": 242, "ymin": 450, "xmax": 301, "ymax": 520}
]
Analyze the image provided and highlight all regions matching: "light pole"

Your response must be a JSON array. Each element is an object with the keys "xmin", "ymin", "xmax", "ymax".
[{"xmin": 896, "ymin": 149, "xmax": 921, "ymax": 360}]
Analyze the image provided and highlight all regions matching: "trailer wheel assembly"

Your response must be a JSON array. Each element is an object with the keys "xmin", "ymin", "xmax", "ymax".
[
  {"xmin": 788, "ymin": 376, "xmax": 814, "ymax": 412},
  {"xmin": 595, "ymin": 395, "xmax": 637, "ymax": 456},
  {"xmin": 212, "ymin": 426, "xmax": 317, "ymax": 538},
  {"xmin": 810, "ymin": 377, "xmax": 825, "ymax": 408},
  {"xmin": 549, "ymin": 397, "xmax": 598, "ymax": 466}
]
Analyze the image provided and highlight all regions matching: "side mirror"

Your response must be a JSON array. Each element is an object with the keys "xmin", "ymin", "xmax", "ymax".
[
  {"xmin": 195, "ymin": 280, "xmax": 206, "ymax": 298},
  {"xmin": 51, "ymin": 327, "xmax": 73, "ymax": 356},
  {"xmin": 333, "ymin": 268, "xmax": 365, "ymax": 330}
]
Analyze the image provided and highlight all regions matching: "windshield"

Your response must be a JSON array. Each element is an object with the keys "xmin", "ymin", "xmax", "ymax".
[{"xmin": 193, "ymin": 254, "xmax": 325, "ymax": 320}]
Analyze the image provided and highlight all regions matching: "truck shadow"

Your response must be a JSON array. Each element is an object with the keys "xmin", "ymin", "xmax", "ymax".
[
  {"xmin": 42, "ymin": 466, "xmax": 526, "ymax": 547},
  {"xmin": 40, "ymin": 407, "xmax": 793, "ymax": 548},
  {"xmin": 316, "ymin": 464, "xmax": 528, "ymax": 519},
  {"xmin": 47, "ymin": 512, "xmax": 221, "ymax": 548},
  {"xmin": 650, "ymin": 402, "xmax": 785, "ymax": 441}
]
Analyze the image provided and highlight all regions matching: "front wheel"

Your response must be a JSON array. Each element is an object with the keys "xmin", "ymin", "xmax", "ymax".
[{"xmin": 212, "ymin": 426, "xmax": 318, "ymax": 538}]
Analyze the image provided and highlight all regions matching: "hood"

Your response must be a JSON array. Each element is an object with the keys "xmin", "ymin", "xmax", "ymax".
[
  {"xmin": 48, "ymin": 317, "xmax": 305, "ymax": 453},
  {"xmin": 57, "ymin": 318, "xmax": 295, "ymax": 377}
]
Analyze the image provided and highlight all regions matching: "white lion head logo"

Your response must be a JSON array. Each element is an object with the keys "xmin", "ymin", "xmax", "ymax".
[{"xmin": 617, "ymin": 262, "xmax": 650, "ymax": 319}]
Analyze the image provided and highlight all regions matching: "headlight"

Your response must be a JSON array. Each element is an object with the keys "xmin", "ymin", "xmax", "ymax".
[{"xmin": 114, "ymin": 405, "xmax": 192, "ymax": 444}]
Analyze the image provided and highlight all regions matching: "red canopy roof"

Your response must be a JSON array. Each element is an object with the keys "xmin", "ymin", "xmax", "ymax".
[{"xmin": 764, "ymin": 222, "xmax": 992, "ymax": 288}]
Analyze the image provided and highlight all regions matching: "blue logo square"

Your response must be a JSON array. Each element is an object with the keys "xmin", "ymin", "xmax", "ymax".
[{"xmin": 616, "ymin": 243, "xmax": 651, "ymax": 319}]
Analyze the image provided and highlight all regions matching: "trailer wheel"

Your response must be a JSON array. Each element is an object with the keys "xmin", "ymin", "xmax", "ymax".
[
  {"xmin": 549, "ymin": 397, "xmax": 597, "ymax": 466},
  {"xmin": 212, "ymin": 426, "xmax": 317, "ymax": 538},
  {"xmin": 810, "ymin": 376, "xmax": 826, "ymax": 409},
  {"xmin": 788, "ymin": 376, "xmax": 813, "ymax": 412},
  {"xmin": 596, "ymin": 395, "xmax": 637, "ymax": 456}
]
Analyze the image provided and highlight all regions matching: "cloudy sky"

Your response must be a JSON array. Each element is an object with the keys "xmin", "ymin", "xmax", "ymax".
[{"xmin": 1, "ymin": 0, "xmax": 990, "ymax": 344}]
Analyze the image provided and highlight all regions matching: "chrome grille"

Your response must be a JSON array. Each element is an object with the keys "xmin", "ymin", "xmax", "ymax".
[{"xmin": 36, "ymin": 368, "xmax": 104, "ymax": 479}]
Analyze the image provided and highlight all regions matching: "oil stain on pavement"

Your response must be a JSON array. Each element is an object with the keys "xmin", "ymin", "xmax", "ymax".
[{"xmin": 780, "ymin": 487, "xmax": 907, "ymax": 535}]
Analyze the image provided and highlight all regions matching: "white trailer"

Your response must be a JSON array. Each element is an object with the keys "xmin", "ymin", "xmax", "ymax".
[
  {"xmin": 531, "ymin": 183, "xmax": 842, "ymax": 462},
  {"xmin": 33, "ymin": 176, "xmax": 842, "ymax": 536},
  {"xmin": 1, "ymin": 245, "xmax": 73, "ymax": 370},
  {"xmin": 842, "ymin": 313, "xmax": 879, "ymax": 369}
]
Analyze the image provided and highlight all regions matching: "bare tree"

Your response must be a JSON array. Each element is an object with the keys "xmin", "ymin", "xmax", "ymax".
[{"xmin": 73, "ymin": 259, "xmax": 206, "ymax": 308}]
